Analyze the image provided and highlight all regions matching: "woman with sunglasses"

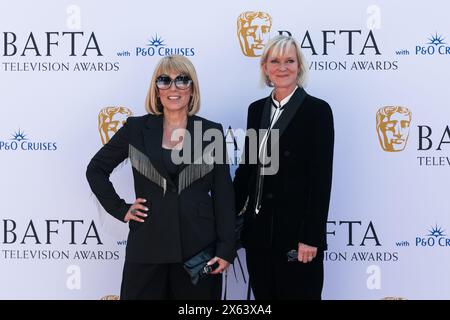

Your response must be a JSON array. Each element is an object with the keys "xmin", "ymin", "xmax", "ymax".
[{"xmin": 86, "ymin": 55, "xmax": 235, "ymax": 299}]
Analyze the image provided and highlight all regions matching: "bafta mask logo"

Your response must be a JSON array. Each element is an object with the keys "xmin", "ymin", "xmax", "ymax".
[
  {"xmin": 98, "ymin": 106, "xmax": 133, "ymax": 145},
  {"xmin": 100, "ymin": 295, "xmax": 120, "ymax": 300},
  {"xmin": 237, "ymin": 11, "xmax": 272, "ymax": 57},
  {"xmin": 376, "ymin": 106, "xmax": 412, "ymax": 152}
]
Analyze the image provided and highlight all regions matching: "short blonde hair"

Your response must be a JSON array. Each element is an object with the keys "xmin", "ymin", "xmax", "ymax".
[
  {"xmin": 145, "ymin": 55, "xmax": 201, "ymax": 115},
  {"xmin": 260, "ymin": 35, "xmax": 308, "ymax": 87}
]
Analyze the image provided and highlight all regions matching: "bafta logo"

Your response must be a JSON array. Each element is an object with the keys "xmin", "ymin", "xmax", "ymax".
[
  {"xmin": 237, "ymin": 11, "xmax": 272, "ymax": 57},
  {"xmin": 100, "ymin": 295, "xmax": 120, "ymax": 300},
  {"xmin": 98, "ymin": 106, "xmax": 133, "ymax": 145},
  {"xmin": 376, "ymin": 106, "xmax": 412, "ymax": 152}
]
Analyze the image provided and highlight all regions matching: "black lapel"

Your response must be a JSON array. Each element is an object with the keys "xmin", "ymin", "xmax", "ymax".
[
  {"xmin": 259, "ymin": 96, "xmax": 272, "ymax": 130},
  {"xmin": 271, "ymin": 87, "xmax": 307, "ymax": 137},
  {"xmin": 179, "ymin": 115, "xmax": 198, "ymax": 170},
  {"xmin": 142, "ymin": 115, "xmax": 175, "ymax": 187}
]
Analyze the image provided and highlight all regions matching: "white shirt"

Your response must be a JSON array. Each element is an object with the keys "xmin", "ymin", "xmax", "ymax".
[
  {"xmin": 259, "ymin": 86, "xmax": 299, "ymax": 158},
  {"xmin": 269, "ymin": 85, "xmax": 299, "ymax": 128},
  {"xmin": 254, "ymin": 86, "xmax": 299, "ymax": 214}
]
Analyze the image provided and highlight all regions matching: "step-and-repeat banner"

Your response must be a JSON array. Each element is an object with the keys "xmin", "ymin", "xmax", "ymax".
[{"xmin": 1, "ymin": 0, "xmax": 449, "ymax": 299}]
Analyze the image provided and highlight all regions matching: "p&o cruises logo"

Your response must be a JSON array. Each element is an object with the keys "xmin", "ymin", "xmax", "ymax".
[
  {"xmin": 118, "ymin": 34, "xmax": 195, "ymax": 58},
  {"xmin": 416, "ymin": 225, "xmax": 450, "ymax": 247},
  {"xmin": 416, "ymin": 33, "xmax": 450, "ymax": 56},
  {"xmin": 0, "ymin": 129, "xmax": 57, "ymax": 151},
  {"xmin": 396, "ymin": 33, "xmax": 450, "ymax": 56},
  {"xmin": 397, "ymin": 224, "xmax": 450, "ymax": 248}
]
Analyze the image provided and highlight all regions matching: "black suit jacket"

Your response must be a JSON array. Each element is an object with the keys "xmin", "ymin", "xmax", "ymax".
[
  {"xmin": 233, "ymin": 88, "xmax": 334, "ymax": 252},
  {"xmin": 86, "ymin": 114, "xmax": 236, "ymax": 264}
]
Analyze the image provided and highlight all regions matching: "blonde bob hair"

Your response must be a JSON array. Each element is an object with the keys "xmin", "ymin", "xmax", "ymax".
[
  {"xmin": 260, "ymin": 34, "xmax": 308, "ymax": 87},
  {"xmin": 145, "ymin": 55, "xmax": 200, "ymax": 115}
]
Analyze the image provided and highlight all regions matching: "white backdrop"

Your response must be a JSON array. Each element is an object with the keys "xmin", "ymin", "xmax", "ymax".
[{"xmin": 1, "ymin": 0, "xmax": 449, "ymax": 299}]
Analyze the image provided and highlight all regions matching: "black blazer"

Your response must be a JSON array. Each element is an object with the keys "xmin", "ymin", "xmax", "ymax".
[
  {"xmin": 86, "ymin": 114, "xmax": 236, "ymax": 264},
  {"xmin": 233, "ymin": 88, "xmax": 334, "ymax": 252}
]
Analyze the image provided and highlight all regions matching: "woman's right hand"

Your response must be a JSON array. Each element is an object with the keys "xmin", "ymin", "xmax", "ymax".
[{"xmin": 124, "ymin": 198, "xmax": 149, "ymax": 222}]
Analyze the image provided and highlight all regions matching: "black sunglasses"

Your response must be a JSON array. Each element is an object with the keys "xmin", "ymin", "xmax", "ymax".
[{"xmin": 156, "ymin": 74, "xmax": 192, "ymax": 90}]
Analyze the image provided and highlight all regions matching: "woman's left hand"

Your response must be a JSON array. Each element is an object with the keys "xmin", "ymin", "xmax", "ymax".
[
  {"xmin": 298, "ymin": 242, "xmax": 318, "ymax": 263},
  {"xmin": 208, "ymin": 257, "xmax": 230, "ymax": 274}
]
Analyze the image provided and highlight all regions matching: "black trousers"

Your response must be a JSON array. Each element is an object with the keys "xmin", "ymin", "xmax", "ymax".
[
  {"xmin": 246, "ymin": 249, "xmax": 324, "ymax": 300},
  {"xmin": 120, "ymin": 261, "xmax": 222, "ymax": 300}
]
